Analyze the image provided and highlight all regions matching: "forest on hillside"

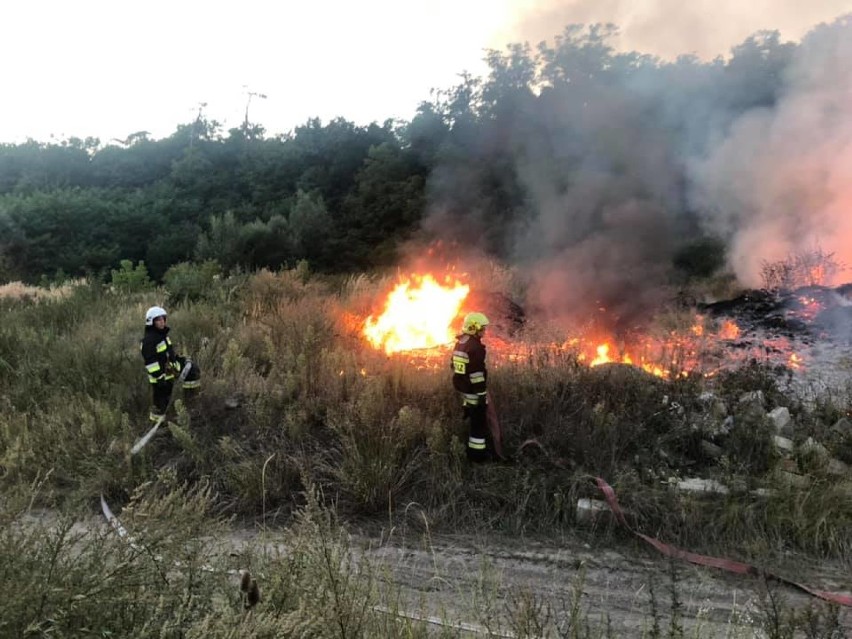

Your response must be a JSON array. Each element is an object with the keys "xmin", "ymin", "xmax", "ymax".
[{"xmin": 0, "ymin": 18, "xmax": 847, "ymax": 295}]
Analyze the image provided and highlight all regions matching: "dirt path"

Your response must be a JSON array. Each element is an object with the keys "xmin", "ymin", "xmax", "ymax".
[
  {"xmin": 25, "ymin": 504, "xmax": 851, "ymax": 637},
  {"xmin": 354, "ymin": 531, "xmax": 852, "ymax": 637}
]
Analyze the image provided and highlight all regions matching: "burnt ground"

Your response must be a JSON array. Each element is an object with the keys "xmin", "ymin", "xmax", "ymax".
[
  {"xmin": 700, "ymin": 285, "xmax": 852, "ymax": 345},
  {"xmin": 697, "ymin": 285, "xmax": 852, "ymax": 394}
]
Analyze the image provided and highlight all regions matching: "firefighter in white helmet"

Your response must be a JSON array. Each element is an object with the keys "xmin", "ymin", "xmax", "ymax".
[
  {"xmin": 140, "ymin": 306, "xmax": 201, "ymax": 422},
  {"xmin": 451, "ymin": 312, "xmax": 491, "ymax": 461}
]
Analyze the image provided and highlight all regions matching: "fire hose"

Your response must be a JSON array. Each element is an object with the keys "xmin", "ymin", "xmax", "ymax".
[
  {"xmin": 592, "ymin": 476, "xmax": 852, "ymax": 608},
  {"xmin": 514, "ymin": 437, "xmax": 851, "ymax": 608},
  {"xmin": 486, "ymin": 396, "xmax": 505, "ymax": 460},
  {"xmin": 103, "ymin": 359, "xmax": 261, "ymax": 608},
  {"xmin": 103, "ymin": 387, "xmax": 851, "ymax": 621},
  {"xmin": 100, "ymin": 494, "xmax": 261, "ymax": 608},
  {"xmin": 130, "ymin": 361, "xmax": 193, "ymax": 455},
  {"xmin": 493, "ymin": 395, "xmax": 851, "ymax": 608}
]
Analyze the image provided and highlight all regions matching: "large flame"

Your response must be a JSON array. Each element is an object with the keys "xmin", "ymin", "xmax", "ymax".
[
  {"xmin": 361, "ymin": 276, "xmax": 806, "ymax": 375},
  {"xmin": 363, "ymin": 274, "xmax": 470, "ymax": 354}
]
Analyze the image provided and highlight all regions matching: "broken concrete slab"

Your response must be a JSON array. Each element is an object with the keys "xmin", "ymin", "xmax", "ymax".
[
  {"xmin": 773, "ymin": 435, "xmax": 794, "ymax": 454},
  {"xmin": 675, "ymin": 477, "xmax": 729, "ymax": 495},
  {"xmin": 576, "ymin": 498, "xmax": 618, "ymax": 524},
  {"xmin": 768, "ymin": 407, "xmax": 793, "ymax": 437}
]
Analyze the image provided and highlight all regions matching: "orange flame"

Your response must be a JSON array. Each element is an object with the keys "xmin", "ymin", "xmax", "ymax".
[
  {"xmin": 363, "ymin": 274, "xmax": 470, "ymax": 354},
  {"xmin": 360, "ymin": 275, "xmax": 803, "ymax": 376},
  {"xmin": 808, "ymin": 265, "xmax": 826, "ymax": 286},
  {"xmin": 795, "ymin": 296, "xmax": 824, "ymax": 322},
  {"xmin": 718, "ymin": 320, "xmax": 740, "ymax": 340},
  {"xmin": 585, "ymin": 341, "xmax": 674, "ymax": 378},
  {"xmin": 590, "ymin": 343, "xmax": 613, "ymax": 366}
]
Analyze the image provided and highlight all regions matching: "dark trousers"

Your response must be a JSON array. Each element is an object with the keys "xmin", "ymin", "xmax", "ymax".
[
  {"xmin": 152, "ymin": 380, "xmax": 173, "ymax": 414},
  {"xmin": 151, "ymin": 358, "xmax": 201, "ymax": 414},
  {"xmin": 464, "ymin": 403, "xmax": 489, "ymax": 462}
]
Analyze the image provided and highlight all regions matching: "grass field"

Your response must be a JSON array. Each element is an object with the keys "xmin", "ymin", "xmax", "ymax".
[{"xmin": 1, "ymin": 267, "xmax": 850, "ymax": 636}]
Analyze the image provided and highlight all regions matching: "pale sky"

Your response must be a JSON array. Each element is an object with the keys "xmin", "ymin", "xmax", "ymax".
[{"xmin": 1, "ymin": 0, "xmax": 849, "ymax": 144}]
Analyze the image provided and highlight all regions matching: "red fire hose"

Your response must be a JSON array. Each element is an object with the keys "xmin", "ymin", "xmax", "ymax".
[
  {"xmin": 593, "ymin": 477, "xmax": 852, "ymax": 608},
  {"xmin": 486, "ymin": 397, "xmax": 505, "ymax": 460}
]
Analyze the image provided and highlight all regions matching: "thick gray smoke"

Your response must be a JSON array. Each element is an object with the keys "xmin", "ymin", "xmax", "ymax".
[
  {"xmin": 515, "ymin": 74, "xmax": 683, "ymax": 328},
  {"xmin": 494, "ymin": 0, "xmax": 851, "ymax": 62},
  {"xmin": 689, "ymin": 16, "xmax": 852, "ymax": 287},
  {"xmin": 423, "ymin": 14, "xmax": 852, "ymax": 332}
]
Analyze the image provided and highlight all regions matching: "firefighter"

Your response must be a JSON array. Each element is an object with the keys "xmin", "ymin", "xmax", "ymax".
[
  {"xmin": 451, "ymin": 312, "xmax": 491, "ymax": 461},
  {"xmin": 140, "ymin": 306, "xmax": 201, "ymax": 423}
]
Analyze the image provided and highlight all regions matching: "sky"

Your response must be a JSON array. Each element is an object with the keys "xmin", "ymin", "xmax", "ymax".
[{"xmin": 1, "ymin": 0, "xmax": 850, "ymax": 144}]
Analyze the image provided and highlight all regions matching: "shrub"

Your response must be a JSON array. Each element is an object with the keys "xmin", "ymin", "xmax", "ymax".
[
  {"xmin": 110, "ymin": 259, "xmax": 153, "ymax": 294},
  {"xmin": 163, "ymin": 259, "xmax": 222, "ymax": 304},
  {"xmin": 760, "ymin": 247, "xmax": 844, "ymax": 291}
]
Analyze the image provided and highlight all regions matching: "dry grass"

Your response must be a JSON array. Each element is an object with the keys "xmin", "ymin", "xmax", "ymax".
[
  {"xmin": 0, "ymin": 480, "xmax": 847, "ymax": 638},
  {"xmin": 0, "ymin": 279, "xmax": 84, "ymax": 301},
  {"xmin": 0, "ymin": 265, "xmax": 851, "ymax": 568}
]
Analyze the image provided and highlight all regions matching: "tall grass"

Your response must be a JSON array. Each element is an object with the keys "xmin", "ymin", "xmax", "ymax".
[{"xmin": 1, "ymin": 267, "xmax": 851, "ymax": 564}]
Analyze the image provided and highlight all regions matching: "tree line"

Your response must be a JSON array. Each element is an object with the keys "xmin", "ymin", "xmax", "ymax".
[{"xmin": 0, "ymin": 22, "xmax": 807, "ymax": 284}]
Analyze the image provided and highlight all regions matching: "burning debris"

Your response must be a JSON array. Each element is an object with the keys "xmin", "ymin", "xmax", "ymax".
[
  {"xmin": 359, "ymin": 269, "xmax": 852, "ymax": 384},
  {"xmin": 700, "ymin": 283, "xmax": 852, "ymax": 373}
]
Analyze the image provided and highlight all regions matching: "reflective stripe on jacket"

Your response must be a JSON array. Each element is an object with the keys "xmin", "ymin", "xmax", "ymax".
[
  {"xmin": 451, "ymin": 333, "xmax": 487, "ymax": 403},
  {"xmin": 140, "ymin": 325, "xmax": 179, "ymax": 384}
]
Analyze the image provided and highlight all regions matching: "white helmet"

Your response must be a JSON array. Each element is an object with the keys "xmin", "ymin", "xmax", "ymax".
[{"xmin": 145, "ymin": 306, "xmax": 168, "ymax": 326}]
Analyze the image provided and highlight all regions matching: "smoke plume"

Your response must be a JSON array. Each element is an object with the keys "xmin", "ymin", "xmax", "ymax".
[
  {"xmin": 689, "ymin": 16, "xmax": 852, "ymax": 287},
  {"xmin": 422, "ymin": 13, "xmax": 852, "ymax": 332},
  {"xmin": 494, "ymin": 0, "xmax": 851, "ymax": 62}
]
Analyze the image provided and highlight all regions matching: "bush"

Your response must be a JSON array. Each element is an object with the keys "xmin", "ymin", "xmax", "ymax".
[
  {"xmin": 760, "ymin": 247, "xmax": 844, "ymax": 291},
  {"xmin": 110, "ymin": 259, "xmax": 153, "ymax": 294},
  {"xmin": 163, "ymin": 259, "xmax": 222, "ymax": 304}
]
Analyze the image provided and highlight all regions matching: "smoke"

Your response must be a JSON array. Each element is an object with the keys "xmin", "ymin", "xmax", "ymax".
[
  {"xmin": 494, "ymin": 0, "xmax": 851, "ymax": 61},
  {"xmin": 421, "ymin": 13, "xmax": 852, "ymax": 333},
  {"xmin": 514, "ymin": 80, "xmax": 682, "ymax": 329},
  {"xmin": 690, "ymin": 15, "xmax": 852, "ymax": 287}
]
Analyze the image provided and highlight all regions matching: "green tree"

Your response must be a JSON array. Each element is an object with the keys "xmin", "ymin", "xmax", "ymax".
[
  {"xmin": 722, "ymin": 30, "xmax": 795, "ymax": 111},
  {"xmin": 163, "ymin": 259, "xmax": 222, "ymax": 303},
  {"xmin": 0, "ymin": 189, "xmax": 148, "ymax": 281},
  {"xmin": 289, "ymin": 190, "xmax": 331, "ymax": 264},
  {"xmin": 195, "ymin": 211, "xmax": 244, "ymax": 271},
  {"xmin": 237, "ymin": 214, "xmax": 294, "ymax": 269},
  {"xmin": 340, "ymin": 143, "xmax": 426, "ymax": 267},
  {"xmin": 110, "ymin": 259, "xmax": 153, "ymax": 293}
]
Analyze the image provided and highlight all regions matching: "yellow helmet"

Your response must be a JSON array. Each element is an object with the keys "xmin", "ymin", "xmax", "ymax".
[{"xmin": 462, "ymin": 312, "xmax": 490, "ymax": 335}]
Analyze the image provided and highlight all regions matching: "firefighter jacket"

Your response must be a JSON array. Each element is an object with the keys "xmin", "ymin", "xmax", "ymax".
[
  {"xmin": 451, "ymin": 333, "xmax": 487, "ymax": 406},
  {"xmin": 140, "ymin": 325, "xmax": 181, "ymax": 385}
]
